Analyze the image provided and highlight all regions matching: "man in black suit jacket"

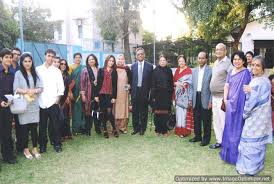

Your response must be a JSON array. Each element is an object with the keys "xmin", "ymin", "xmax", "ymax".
[{"xmin": 131, "ymin": 47, "xmax": 153, "ymax": 135}]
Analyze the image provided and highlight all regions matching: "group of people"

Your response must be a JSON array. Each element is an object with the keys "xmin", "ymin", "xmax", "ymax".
[{"xmin": 0, "ymin": 43, "xmax": 273, "ymax": 176}]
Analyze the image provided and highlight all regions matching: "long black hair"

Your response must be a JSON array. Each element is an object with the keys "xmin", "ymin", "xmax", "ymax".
[
  {"xmin": 59, "ymin": 58, "xmax": 69, "ymax": 76},
  {"xmin": 19, "ymin": 53, "xmax": 38, "ymax": 88}
]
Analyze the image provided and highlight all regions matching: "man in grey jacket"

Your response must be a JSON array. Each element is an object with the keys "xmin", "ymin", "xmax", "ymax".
[{"xmin": 189, "ymin": 51, "xmax": 212, "ymax": 146}]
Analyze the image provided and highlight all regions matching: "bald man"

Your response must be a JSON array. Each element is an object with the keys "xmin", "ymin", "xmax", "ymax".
[{"xmin": 209, "ymin": 43, "xmax": 232, "ymax": 149}]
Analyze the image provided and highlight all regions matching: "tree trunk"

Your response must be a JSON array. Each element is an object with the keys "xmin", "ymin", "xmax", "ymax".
[
  {"xmin": 232, "ymin": 39, "xmax": 240, "ymax": 53},
  {"xmin": 122, "ymin": 0, "xmax": 132, "ymax": 64},
  {"xmin": 231, "ymin": 5, "xmax": 252, "ymax": 53},
  {"xmin": 124, "ymin": 32, "xmax": 132, "ymax": 63}
]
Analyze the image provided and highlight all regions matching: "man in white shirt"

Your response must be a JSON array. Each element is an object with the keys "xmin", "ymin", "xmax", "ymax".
[
  {"xmin": 190, "ymin": 51, "xmax": 212, "ymax": 146},
  {"xmin": 36, "ymin": 49, "xmax": 64, "ymax": 153}
]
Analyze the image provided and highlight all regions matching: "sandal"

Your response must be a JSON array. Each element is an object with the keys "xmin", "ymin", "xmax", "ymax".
[{"xmin": 24, "ymin": 151, "xmax": 33, "ymax": 160}]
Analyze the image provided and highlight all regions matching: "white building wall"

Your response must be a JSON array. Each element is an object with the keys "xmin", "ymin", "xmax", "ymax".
[{"xmin": 240, "ymin": 20, "xmax": 274, "ymax": 53}]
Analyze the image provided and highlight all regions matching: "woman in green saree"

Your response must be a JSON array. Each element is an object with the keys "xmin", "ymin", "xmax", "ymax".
[{"xmin": 69, "ymin": 53, "xmax": 86, "ymax": 134}]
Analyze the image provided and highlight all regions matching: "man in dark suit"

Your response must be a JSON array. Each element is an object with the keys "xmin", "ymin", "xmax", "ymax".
[
  {"xmin": 189, "ymin": 51, "xmax": 212, "ymax": 146},
  {"xmin": 131, "ymin": 47, "xmax": 153, "ymax": 135}
]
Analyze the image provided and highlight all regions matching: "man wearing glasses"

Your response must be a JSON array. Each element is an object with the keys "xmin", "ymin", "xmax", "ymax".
[{"xmin": 131, "ymin": 47, "xmax": 153, "ymax": 136}]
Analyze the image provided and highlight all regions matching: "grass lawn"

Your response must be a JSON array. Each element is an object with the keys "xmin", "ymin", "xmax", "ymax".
[{"xmin": 0, "ymin": 120, "xmax": 273, "ymax": 184}]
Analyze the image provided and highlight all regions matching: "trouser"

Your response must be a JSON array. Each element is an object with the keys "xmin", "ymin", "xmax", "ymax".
[
  {"xmin": 101, "ymin": 109, "xmax": 116, "ymax": 132},
  {"xmin": 39, "ymin": 104, "xmax": 61, "ymax": 148},
  {"xmin": 85, "ymin": 114, "xmax": 101, "ymax": 134},
  {"xmin": 21, "ymin": 123, "xmax": 38, "ymax": 149},
  {"xmin": 154, "ymin": 114, "xmax": 169, "ymax": 134},
  {"xmin": 0, "ymin": 107, "xmax": 15, "ymax": 161},
  {"xmin": 14, "ymin": 115, "xmax": 24, "ymax": 152},
  {"xmin": 193, "ymin": 92, "xmax": 212, "ymax": 143},
  {"xmin": 132, "ymin": 88, "xmax": 149, "ymax": 132},
  {"xmin": 212, "ymin": 95, "xmax": 225, "ymax": 144}
]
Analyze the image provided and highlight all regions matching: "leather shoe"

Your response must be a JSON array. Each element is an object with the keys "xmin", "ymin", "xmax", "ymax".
[
  {"xmin": 40, "ymin": 146, "xmax": 47, "ymax": 153},
  {"xmin": 54, "ymin": 146, "xmax": 62, "ymax": 153},
  {"xmin": 131, "ymin": 131, "xmax": 139, "ymax": 135},
  {"xmin": 3, "ymin": 158, "xmax": 17, "ymax": 164},
  {"xmin": 189, "ymin": 137, "xmax": 202, "ymax": 142},
  {"xmin": 200, "ymin": 141, "xmax": 210, "ymax": 146},
  {"xmin": 209, "ymin": 143, "xmax": 221, "ymax": 149},
  {"xmin": 139, "ymin": 131, "xmax": 145, "ymax": 136}
]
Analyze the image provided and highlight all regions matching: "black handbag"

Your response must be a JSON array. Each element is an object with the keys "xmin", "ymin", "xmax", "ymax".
[{"xmin": 166, "ymin": 113, "xmax": 176, "ymax": 131}]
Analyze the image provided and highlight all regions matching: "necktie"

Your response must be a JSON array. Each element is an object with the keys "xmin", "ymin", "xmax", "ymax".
[{"xmin": 137, "ymin": 62, "xmax": 143, "ymax": 87}]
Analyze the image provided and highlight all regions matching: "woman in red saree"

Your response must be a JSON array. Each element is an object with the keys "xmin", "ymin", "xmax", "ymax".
[{"xmin": 173, "ymin": 55, "xmax": 194, "ymax": 137}]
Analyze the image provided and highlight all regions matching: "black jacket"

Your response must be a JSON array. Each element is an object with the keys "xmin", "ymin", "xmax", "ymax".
[{"xmin": 95, "ymin": 68, "xmax": 118, "ymax": 99}]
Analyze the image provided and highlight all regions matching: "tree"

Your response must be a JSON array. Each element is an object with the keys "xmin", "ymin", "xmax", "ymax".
[
  {"xmin": 176, "ymin": 0, "xmax": 274, "ymax": 51},
  {"xmin": 94, "ymin": 0, "xmax": 142, "ymax": 63},
  {"xmin": 0, "ymin": 0, "xmax": 19, "ymax": 49},
  {"xmin": 12, "ymin": 4, "xmax": 59, "ymax": 42},
  {"xmin": 142, "ymin": 30, "xmax": 154, "ymax": 45}
]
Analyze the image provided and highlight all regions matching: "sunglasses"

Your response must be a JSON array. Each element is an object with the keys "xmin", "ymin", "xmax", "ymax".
[{"xmin": 60, "ymin": 63, "xmax": 67, "ymax": 66}]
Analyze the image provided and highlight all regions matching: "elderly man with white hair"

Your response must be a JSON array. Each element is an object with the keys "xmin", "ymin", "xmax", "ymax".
[{"xmin": 209, "ymin": 43, "xmax": 232, "ymax": 149}]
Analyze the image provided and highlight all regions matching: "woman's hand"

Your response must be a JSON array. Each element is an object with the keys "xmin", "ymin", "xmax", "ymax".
[
  {"xmin": 95, "ymin": 97, "xmax": 99, "ymax": 102},
  {"xmin": 111, "ymin": 99, "xmax": 116, "ymax": 104},
  {"xmin": 81, "ymin": 95, "xmax": 86, "ymax": 103},
  {"xmin": 1, "ymin": 101, "xmax": 11, "ymax": 107},
  {"xmin": 243, "ymin": 85, "xmax": 252, "ymax": 94}
]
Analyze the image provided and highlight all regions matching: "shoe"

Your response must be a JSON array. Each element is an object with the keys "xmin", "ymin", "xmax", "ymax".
[
  {"xmin": 139, "ymin": 130, "xmax": 145, "ymax": 136},
  {"xmin": 200, "ymin": 141, "xmax": 210, "ymax": 146},
  {"xmin": 163, "ymin": 133, "xmax": 168, "ymax": 138},
  {"xmin": 189, "ymin": 137, "xmax": 202, "ymax": 142},
  {"xmin": 113, "ymin": 130, "xmax": 119, "ymax": 138},
  {"xmin": 54, "ymin": 146, "xmax": 62, "ymax": 153},
  {"xmin": 40, "ymin": 146, "xmax": 47, "ymax": 153},
  {"xmin": 103, "ymin": 131, "xmax": 109, "ymax": 139},
  {"xmin": 209, "ymin": 143, "xmax": 221, "ymax": 149},
  {"xmin": 3, "ymin": 158, "xmax": 17, "ymax": 164},
  {"xmin": 32, "ymin": 149, "xmax": 41, "ymax": 159},
  {"xmin": 24, "ymin": 151, "xmax": 33, "ymax": 160},
  {"xmin": 131, "ymin": 131, "xmax": 139, "ymax": 135}
]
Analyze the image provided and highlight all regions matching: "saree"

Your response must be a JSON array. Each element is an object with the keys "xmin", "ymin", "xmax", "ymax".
[
  {"xmin": 70, "ymin": 64, "xmax": 86, "ymax": 133},
  {"xmin": 173, "ymin": 67, "xmax": 194, "ymax": 137},
  {"xmin": 220, "ymin": 69, "xmax": 251, "ymax": 165},
  {"xmin": 236, "ymin": 76, "xmax": 272, "ymax": 175}
]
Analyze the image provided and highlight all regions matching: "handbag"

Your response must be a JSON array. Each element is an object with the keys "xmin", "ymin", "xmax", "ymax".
[
  {"xmin": 221, "ymin": 99, "xmax": 226, "ymax": 112},
  {"xmin": 10, "ymin": 95, "xmax": 28, "ymax": 114},
  {"xmin": 166, "ymin": 113, "xmax": 176, "ymax": 130}
]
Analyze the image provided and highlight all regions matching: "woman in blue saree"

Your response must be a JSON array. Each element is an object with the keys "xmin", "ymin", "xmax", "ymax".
[
  {"xmin": 236, "ymin": 56, "xmax": 272, "ymax": 175},
  {"xmin": 220, "ymin": 51, "xmax": 251, "ymax": 165}
]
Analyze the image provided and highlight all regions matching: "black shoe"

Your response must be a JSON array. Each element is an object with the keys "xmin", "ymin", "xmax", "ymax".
[
  {"xmin": 40, "ymin": 146, "xmax": 47, "ymax": 153},
  {"xmin": 3, "ymin": 158, "xmax": 17, "ymax": 164},
  {"xmin": 209, "ymin": 143, "xmax": 221, "ymax": 149},
  {"xmin": 200, "ymin": 141, "xmax": 210, "ymax": 146},
  {"xmin": 54, "ymin": 145, "xmax": 62, "ymax": 153},
  {"xmin": 189, "ymin": 137, "xmax": 202, "ymax": 143},
  {"xmin": 139, "ymin": 130, "xmax": 145, "ymax": 136},
  {"xmin": 131, "ymin": 131, "xmax": 139, "ymax": 135},
  {"xmin": 103, "ymin": 131, "xmax": 109, "ymax": 139},
  {"xmin": 113, "ymin": 130, "xmax": 119, "ymax": 138}
]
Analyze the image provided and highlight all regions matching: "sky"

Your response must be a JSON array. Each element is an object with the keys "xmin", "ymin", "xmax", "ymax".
[{"xmin": 4, "ymin": 0, "xmax": 189, "ymax": 40}]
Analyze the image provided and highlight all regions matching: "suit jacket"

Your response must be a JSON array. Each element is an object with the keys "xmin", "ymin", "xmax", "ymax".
[
  {"xmin": 192, "ymin": 65, "xmax": 212, "ymax": 109},
  {"xmin": 131, "ymin": 60, "xmax": 153, "ymax": 100},
  {"xmin": 95, "ymin": 68, "xmax": 118, "ymax": 99}
]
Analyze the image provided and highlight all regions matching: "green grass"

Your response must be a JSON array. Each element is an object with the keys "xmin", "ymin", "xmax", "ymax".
[{"xmin": 0, "ymin": 122, "xmax": 273, "ymax": 184}]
